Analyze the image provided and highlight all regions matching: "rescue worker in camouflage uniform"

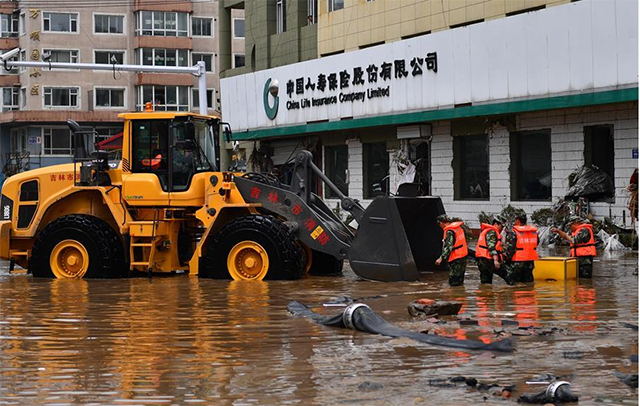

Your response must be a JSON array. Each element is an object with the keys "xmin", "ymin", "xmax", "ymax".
[
  {"xmin": 435, "ymin": 215, "xmax": 468, "ymax": 286},
  {"xmin": 503, "ymin": 210, "xmax": 539, "ymax": 283},
  {"xmin": 552, "ymin": 216, "xmax": 595, "ymax": 278},
  {"xmin": 475, "ymin": 215, "xmax": 505, "ymax": 284}
]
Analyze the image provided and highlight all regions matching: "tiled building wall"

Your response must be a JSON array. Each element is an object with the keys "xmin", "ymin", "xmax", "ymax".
[
  {"xmin": 318, "ymin": 0, "xmax": 572, "ymax": 56},
  {"xmin": 430, "ymin": 102, "xmax": 638, "ymax": 228}
]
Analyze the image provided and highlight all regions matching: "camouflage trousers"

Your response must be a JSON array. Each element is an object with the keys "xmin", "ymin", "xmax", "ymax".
[
  {"xmin": 477, "ymin": 258, "xmax": 498, "ymax": 284},
  {"xmin": 447, "ymin": 259, "xmax": 467, "ymax": 286},
  {"xmin": 507, "ymin": 261, "xmax": 535, "ymax": 283},
  {"xmin": 578, "ymin": 257, "xmax": 593, "ymax": 279}
]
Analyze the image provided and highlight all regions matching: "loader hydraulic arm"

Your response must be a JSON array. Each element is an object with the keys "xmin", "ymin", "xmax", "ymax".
[{"xmin": 290, "ymin": 151, "xmax": 365, "ymax": 223}]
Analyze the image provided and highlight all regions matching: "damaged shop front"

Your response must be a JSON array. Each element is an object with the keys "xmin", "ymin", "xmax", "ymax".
[{"xmin": 221, "ymin": 0, "xmax": 638, "ymax": 229}]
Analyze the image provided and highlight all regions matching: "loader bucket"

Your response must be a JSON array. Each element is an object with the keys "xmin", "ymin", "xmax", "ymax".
[{"xmin": 347, "ymin": 196, "xmax": 445, "ymax": 282}]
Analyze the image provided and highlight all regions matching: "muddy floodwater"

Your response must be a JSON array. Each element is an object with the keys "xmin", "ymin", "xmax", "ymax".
[{"xmin": 0, "ymin": 248, "xmax": 637, "ymax": 405}]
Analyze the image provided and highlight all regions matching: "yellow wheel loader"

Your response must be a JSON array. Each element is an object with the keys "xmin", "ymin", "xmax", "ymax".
[{"xmin": 0, "ymin": 111, "xmax": 446, "ymax": 281}]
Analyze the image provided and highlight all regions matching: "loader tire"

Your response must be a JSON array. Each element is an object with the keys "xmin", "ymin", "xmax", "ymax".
[
  {"xmin": 308, "ymin": 250, "xmax": 344, "ymax": 276},
  {"xmin": 202, "ymin": 215, "xmax": 304, "ymax": 280},
  {"xmin": 30, "ymin": 214, "xmax": 126, "ymax": 279}
]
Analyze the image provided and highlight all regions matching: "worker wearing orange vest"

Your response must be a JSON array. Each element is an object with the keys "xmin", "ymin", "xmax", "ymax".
[
  {"xmin": 435, "ymin": 214, "xmax": 468, "ymax": 286},
  {"xmin": 475, "ymin": 215, "xmax": 505, "ymax": 284},
  {"xmin": 552, "ymin": 216, "xmax": 596, "ymax": 278},
  {"xmin": 503, "ymin": 210, "xmax": 539, "ymax": 283}
]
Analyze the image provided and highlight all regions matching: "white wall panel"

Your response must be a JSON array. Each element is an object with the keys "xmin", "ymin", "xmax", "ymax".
[{"xmin": 221, "ymin": 0, "xmax": 637, "ymax": 132}]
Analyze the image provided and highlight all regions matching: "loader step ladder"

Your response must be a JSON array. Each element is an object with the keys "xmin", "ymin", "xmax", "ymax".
[{"xmin": 129, "ymin": 215, "xmax": 160, "ymax": 274}]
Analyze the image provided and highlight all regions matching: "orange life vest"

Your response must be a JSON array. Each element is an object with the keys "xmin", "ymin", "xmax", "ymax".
[
  {"xmin": 475, "ymin": 223, "xmax": 502, "ymax": 259},
  {"xmin": 570, "ymin": 224, "xmax": 596, "ymax": 257},
  {"xmin": 512, "ymin": 225, "xmax": 539, "ymax": 261},
  {"xmin": 443, "ymin": 222, "xmax": 468, "ymax": 262}
]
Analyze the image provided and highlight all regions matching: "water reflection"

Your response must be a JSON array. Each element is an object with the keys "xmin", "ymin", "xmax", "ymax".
[{"xmin": 0, "ymin": 250, "xmax": 637, "ymax": 405}]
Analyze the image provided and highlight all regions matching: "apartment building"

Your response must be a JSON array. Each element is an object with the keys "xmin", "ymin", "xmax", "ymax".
[
  {"xmin": 221, "ymin": 0, "xmax": 638, "ymax": 228},
  {"xmin": 0, "ymin": 0, "xmax": 244, "ymax": 176}
]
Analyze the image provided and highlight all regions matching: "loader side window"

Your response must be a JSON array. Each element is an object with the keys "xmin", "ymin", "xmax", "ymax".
[{"xmin": 131, "ymin": 119, "xmax": 169, "ymax": 189}]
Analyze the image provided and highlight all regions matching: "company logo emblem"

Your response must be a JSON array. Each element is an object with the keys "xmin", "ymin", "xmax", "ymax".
[{"xmin": 263, "ymin": 78, "xmax": 279, "ymax": 120}]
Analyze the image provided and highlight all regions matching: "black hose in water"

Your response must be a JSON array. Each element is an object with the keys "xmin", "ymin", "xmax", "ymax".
[{"xmin": 287, "ymin": 301, "xmax": 513, "ymax": 353}]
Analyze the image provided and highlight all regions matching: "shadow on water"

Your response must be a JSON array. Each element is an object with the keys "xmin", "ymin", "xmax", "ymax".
[{"xmin": 0, "ymin": 248, "xmax": 637, "ymax": 405}]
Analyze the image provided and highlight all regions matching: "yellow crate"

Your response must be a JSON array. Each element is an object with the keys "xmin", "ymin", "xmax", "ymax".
[{"xmin": 533, "ymin": 257, "xmax": 578, "ymax": 281}]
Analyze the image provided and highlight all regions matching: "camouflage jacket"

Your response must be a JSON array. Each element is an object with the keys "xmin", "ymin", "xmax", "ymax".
[
  {"xmin": 440, "ymin": 230, "xmax": 456, "ymax": 261},
  {"xmin": 484, "ymin": 229, "xmax": 500, "ymax": 257}
]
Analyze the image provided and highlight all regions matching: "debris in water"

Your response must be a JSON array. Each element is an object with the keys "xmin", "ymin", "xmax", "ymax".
[{"xmin": 408, "ymin": 299, "xmax": 462, "ymax": 317}]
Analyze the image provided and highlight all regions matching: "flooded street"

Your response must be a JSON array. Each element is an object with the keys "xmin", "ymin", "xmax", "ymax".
[{"xmin": 0, "ymin": 248, "xmax": 637, "ymax": 405}]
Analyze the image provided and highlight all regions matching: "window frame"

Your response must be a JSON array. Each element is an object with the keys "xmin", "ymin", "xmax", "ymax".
[
  {"xmin": 277, "ymin": 0, "xmax": 286, "ymax": 33},
  {"xmin": 192, "ymin": 52, "xmax": 214, "ymax": 73},
  {"xmin": 92, "ymin": 13, "xmax": 126, "ymax": 35},
  {"xmin": 94, "ymin": 86, "xmax": 126, "ymax": 109},
  {"xmin": 135, "ymin": 11, "xmax": 188, "ymax": 37},
  {"xmin": 191, "ymin": 88, "xmax": 216, "ymax": 111},
  {"xmin": 42, "ymin": 11, "xmax": 79, "ymax": 34},
  {"xmin": 509, "ymin": 129, "xmax": 552, "ymax": 202},
  {"xmin": 19, "ymin": 12, "xmax": 25, "ymax": 36},
  {"xmin": 0, "ymin": 13, "xmax": 19, "ymax": 37},
  {"xmin": 42, "ymin": 48, "xmax": 80, "ymax": 70},
  {"xmin": 324, "ymin": 144, "xmax": 349, "ymax": 198},
  {"xmin": 328, "ymin": 0, "xmax": 344, "ymax": 12},
  {"xmin": 1, "ymin": 87, "xmax": 20, "ymax": 111},
  {"xmin": 138, "ymin": 48, "xmax": 189, "ymax": 67},
  {"xmin": 136, "ymin": 85, "xmax": 190, "ymax": 112},
  {"xmin": 93, "ymin": 49, "xmax": 126, "ymax": 65},
  {"xmin": 43, "ymin": 86, "xmax": 80, "ymax": 109},
  {"xmin": 232, "ymin": 53, "xmax": 245, "ymax": 68},
  {"xmin": 20, "ymin": 87, "xmax": 26, "ymax": 109},
  {"xmin": 363, "ymin": 141, "xmax": 389, "ymax": 199},
  {"xmin": 191, "ymin": 16, "xmax": 213, "ymax": 37},
  {"xmin": 452, "ymin": 134, "xmax": 490, "ymax": 201},
  {"xmin": 307, "ymin": 0, "xmax": 318, "ymax": 25},
  {"xmin": 42, "ymin": 127, "xmax": 73, "ymax": 156},
  {"xmin": 232, "ymin": 18, "xmax": 245, "ymax": 38}
]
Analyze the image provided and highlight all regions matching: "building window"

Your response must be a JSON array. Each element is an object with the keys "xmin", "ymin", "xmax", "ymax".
[
  {"xmin": 325, "ymin": 145, "xmax": 348, "ymax": 198},
  {"xmin": 192, "ymin": 89, "xmax": 215, "ymax": 110},
  {"xmin": 510, "ymin": 130, "xmax": 552, "ymax": 201},
  {"xmin": 233, "ymin": 18, "xmax": 245, "ymax": 38},
  {"xmin": 2, "ymin": 87, "xmax": 19, "ymax": 111},
  {"xmin": 137, "ymin": 85, "xmax": 189, "ymax": 111},
  {"xmin": 192, "ymin": 53, "xmax": 213, "ymax": 72},
  {"xmin": 95, "ymin": 88, "xmax": 125, "ymax": 108},
  {"xmin": 11, "ymin": 128, "xmax": 27, "ymax": 152},
  {"xmin": 192, "ymin": 17, "xmax": 213, "ymax": 37},
  {"xmin": 1, "ymin": 13, "xmax": 19, "ymax": 37},
  {"xmin": 94, "ymin": 14, "xmax": 124, "ymax": 34},
  {"xmin": 277, "ymin": 0, "xmax": 286, "ymax": 33},
  {"xmin": 19, "ymin": 13, "xmax": 25, "ymax": 36},
  {"xmin": 135, "ymin": 11, "xmax": 188, "ymax": 37},
  {"xmin": 328, "ymin": 0, "xmax": 344, "ymax": 12},
  {"xmin": 44, "ymin": 128, "xmax": 73, "ymax": 155},
  {"xmin": 584, "ymin": 124, "xmax": 615, "ymax": 198},
  {"xmin": 43, "ymin": 12, "xmax": 78, "ymax": 33},
  {"xmin": 233, "ymin": 53, "xmax": 245, "ymax": 68},
  {"xmin": 20, "ymin": 87, "xmax": 26, "ymax": 108},
  {"xmin": 453, "ymin": 135, "xmax": 489, "ymax": 200},
  {"xmin": 307, "ymin": 0, "xmax": 317, "ymax": 24},
  {"xmin": 19, "ymin": 49, "xmax": 26, "ymax": 72},
  {"xmin": 363, "ymin": 142, "xmax": 389, "ymax": 199},
  {"xmin": 44, "ymin": 87, "xmax": 79, "ymax": 108},
  {"xmin": 137, "ymin": 48, "xmax": 189, "ymax": 67},
  {"xmin": 43, "ymin": 49, "xmax": 79, "ymax": 64},
  {"xmin": 95, "ymin": 50, "xmax": 124, "ymax": 64}
]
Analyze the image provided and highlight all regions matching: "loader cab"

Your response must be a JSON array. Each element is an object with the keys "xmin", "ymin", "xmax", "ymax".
[{"xmin": 121, "ymin": 112, "xmax": 220, "ymax": 205}]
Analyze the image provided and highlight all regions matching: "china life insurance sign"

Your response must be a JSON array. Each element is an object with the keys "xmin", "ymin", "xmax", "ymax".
[
  {"xmin": 221, "ymin": 0, "xmax": 638, "ymax": 133},
  {"xmin": 223, "ymin": 36, "xmax": 444, "ymax": 132}
]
